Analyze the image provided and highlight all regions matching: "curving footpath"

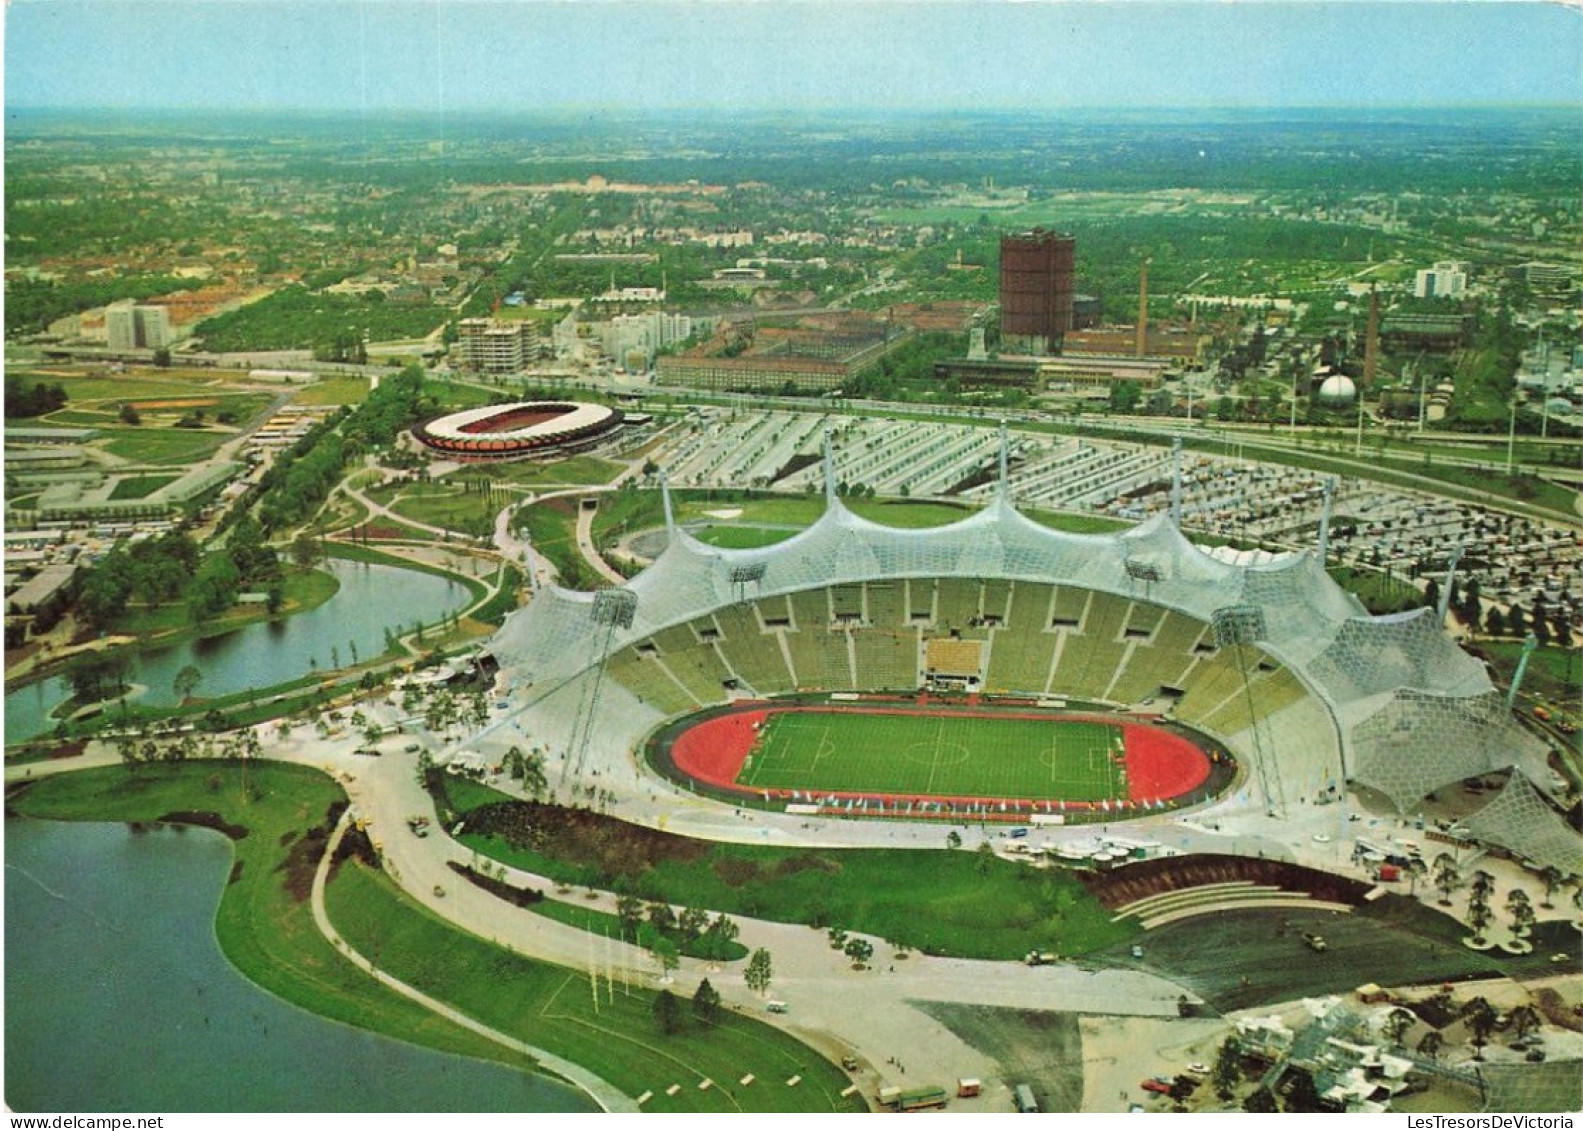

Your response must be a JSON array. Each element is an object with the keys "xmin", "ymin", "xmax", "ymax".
[{"xmin": 310, "ymin": 809, "xmax": 638, "ymax": 1113}]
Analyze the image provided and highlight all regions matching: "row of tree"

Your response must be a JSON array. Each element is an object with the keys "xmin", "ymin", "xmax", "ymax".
[
  {"xmin": 114, "ymin": 722, "xmax": 263, "ymax": 769},
  {"xmin": 4, "ymin": 376, "xmax": 68, "ymax": 418},
  {"xmin": 616, "ymin": 896, "xmax": 743, "ymax": 963},
  {"xmin": 191, "ymin": 285, "xmax": 448, "ymax": 353},
  {"xmin": 74, "ymin": 516, "xmax": 283, "ymax": 632}
]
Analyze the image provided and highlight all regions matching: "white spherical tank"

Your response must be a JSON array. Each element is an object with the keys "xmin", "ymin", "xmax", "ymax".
[{"xmin": 1316, "ymin": 374, "xmax": 1357, "ymax": 407}]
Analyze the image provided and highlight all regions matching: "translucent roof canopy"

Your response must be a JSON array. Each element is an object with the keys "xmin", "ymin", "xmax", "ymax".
[{"xmin": 489, "ymin": 489, "xmax": 1568, "ymax": 864}]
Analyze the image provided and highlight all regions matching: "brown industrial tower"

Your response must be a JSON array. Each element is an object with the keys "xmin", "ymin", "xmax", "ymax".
[
  {"xmin": 1000, "ymin": 229, "xmax": 1075, "ymax": 355},
  {"xmin": 1363, "ymin": 286, "xmax": 1380, "ymax": 387}
]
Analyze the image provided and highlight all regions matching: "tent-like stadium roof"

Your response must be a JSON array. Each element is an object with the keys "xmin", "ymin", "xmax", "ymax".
[{"xmin": 488, "ymin": 467, "xmax": 1570, "ymax": 867}]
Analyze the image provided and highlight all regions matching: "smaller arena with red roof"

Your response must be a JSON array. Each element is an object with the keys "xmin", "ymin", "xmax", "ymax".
[{"xmin": 412, "ymin": 401, "xmax": 624, "ymax": 461}]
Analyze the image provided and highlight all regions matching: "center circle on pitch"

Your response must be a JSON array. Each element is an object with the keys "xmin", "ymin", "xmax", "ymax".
[{"xmin": 902, "ymin": 740, "xmax": 971, "ymax": 767}]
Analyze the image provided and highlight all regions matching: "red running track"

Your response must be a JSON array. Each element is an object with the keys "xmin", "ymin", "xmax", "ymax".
[{"xmin": 668, "ymin": 706, "xmax": 1213, "ymax": 813}]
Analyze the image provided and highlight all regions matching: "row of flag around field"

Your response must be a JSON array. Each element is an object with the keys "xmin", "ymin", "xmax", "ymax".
[{"xmin": 766, "ymin": 790, "xmax": 1186, "ymax": 816}]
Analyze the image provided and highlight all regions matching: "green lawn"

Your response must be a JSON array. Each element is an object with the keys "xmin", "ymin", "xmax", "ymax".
[
  {"xmin": 515, "ymin": 497, "xmax": 603, "ymax": 589},
  {"xmin": 679, "ymin": 495, "xmax": 975, "ymax": 531},
  {"xmin": 8, "ymin": 763, "xmax": 535, "ymax": 1076},
  {"xmin": 584, "ymin": 488, "xmax": 1130, "ymax": 553},
  {"xmin": 293, "ymin": 375, "xmax": 372, "ymax": 406},
  {"xmin": 691, "ymin": 525, "xmax": 799, "ymax": 549},
  {"xmin": 388, "ymin": 481, "xmax": 501, "ymax": 534},
  {"xmin": 326, "ymin": 863, "xmax": 862, "ymax": 1113},
  {"xmin": 1327, "ymin": 566, "xmax": 1426, "ymax": 616},
  {"xmin": 112, "ymin": 563, "xmax": 339, "ymax": 638},
  {"xmin": 457, "ymin": 814, "xmax": 1135, "ymax": 961},
  {"xmin": 743, "ymin": 709, "xmax": 1125, "ymax": 802},
  {"xmin": 473, "ymin": 455, "xmax": 624, "ymax": 487},
  {"xmin": 101, "ymin": 427, "xmax": 230, "ymax": 465},
  {"xmin": 108, "ymin": 474, "xmax": 180, "ymax": 500},
  {"xmin": 52, "ymin": 373, "xmax": 214, "ymax": 402}
]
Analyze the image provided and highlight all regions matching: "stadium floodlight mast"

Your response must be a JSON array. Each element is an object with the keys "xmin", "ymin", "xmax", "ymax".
[
  {"xmin": 729, "ymin": 561, "xmax": 767, "ymax": 603},
  {"xmin": 590, "ymin": 588, "xmax": 639, "ymax": 628},
  {"xmin": 1169, "ymin": 437, "xmax": 1183, "ymax": 528},
  {"xmin": 1506, "ymin": 632, "xmax": 1540, "ymax": 713},
  {"xmin": 1316, "ymin": 477, "xmax": 1337, "ymax": 564},
  {"xmin": 1436, "ymin": 545, "xmax": 1466, "ymax": 629},
  {"xmin": 563, "ymin": 588, "xmax": 640, "ymax": 784},
  {"xmin": 1211, "ymin": 605, "xmax": 1287, "ymax": 819},
  {"xmin": 1124, "ymin": 557, "xmax": 1161, "ymax": 599}
]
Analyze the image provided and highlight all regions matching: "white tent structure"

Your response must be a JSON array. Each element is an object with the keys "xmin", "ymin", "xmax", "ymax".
[{"xmin": 479, "ymin": 441, "xmax": 1573, "ymax": 871}]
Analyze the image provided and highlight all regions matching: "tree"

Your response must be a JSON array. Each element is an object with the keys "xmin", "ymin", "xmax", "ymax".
[
  {"xmin": 615, "ymin": 894, "xmax": 644, "ymax": 940},
  {"xmin": 844, "ymin": 937, "xmax": 874, "ymax": 968},
  {"xmin": 650, "ymin": 936, "xmax": 680, "ymax": 982},
  {"xmin": 115, "ymin": 730, "xmax": 143, "ymax": 772},
  {"xmin": 1383, "ymin": 1007, "xmax": 1415, "ymax": 1048},
  {"xmin": 1431, "ymin": 853, "xmax": 1462, "ymax": 906},
  {"xmin": 1509, "ymin": 1004, "xmax": 1541, "ymax": 1046},
  {"xmin": 647, "ymin": 902, "xmax": 677, "ymax": 936},
  {"xmin": 1211, "ymin": 1038, "xmax": 1240, "ymax": 1101},
  {"xmin": 691, "ymin": 978, "xmax": 722, "ymax": 1025},
  {"xmin": 173, "ymin": 664, "xmax": 204, "ymax": 704},
  {"xmin": 1416, "ymin": 1029, "xmax": 1445, "ymax": 1062},
  {"xmin": 975, "ymin": 839, "xmax": 997, "ymax": 875},
  {"xmin": 945, "ymin": 829, "xmax": 962, "ymax": 850},
  {"xmin": 191, "ymin": 553, "xmax": 242, "ymax": 619},
  {"xmin": 745, "ymin": 947, "xmax": 773, "ymax": 997},
  {"xmin": 67, "ymin": 652, "xmax": 131, "ymax": 704},
  {"xmin": 1462, "ymin": 997, "xmax": 1497, "ymax": 1060},
  {"xmin": 652, "ymin": 988, "xmax": 683, "ymax": 1035},
  {"xmin": 1466, "ymin": 895, "xmax": 1493, "ymax": 943},
  {"xmin": 677, "ymin": 906, "xmax": 709, "ymax": 943},
  {"xmin": 1538, "ymin": 865, "xmax": 1565, "ymax": 909},
  {"xmin": 700, "ymin": 914, "xmax": 740, "ymax": 959},
  {"xmin": 291, "ymin": 532, "xmax": 325, "ymax": 570},
  {"xmin": 119, "ymin": 402, "xmax": 141, "ymax": 425},
  {"xmin": 1108, "ymin": 380, "xmax": 1143, "ymax": 414}
]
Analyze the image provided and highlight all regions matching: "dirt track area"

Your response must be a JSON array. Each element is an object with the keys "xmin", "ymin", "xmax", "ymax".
[
  {"xmin": 916, "ymin": 1003, "xmax": 1085, "ymax": 1113},
  {"xmin": 1092, "ymin": 903, "xmax": 1506, "ymax": 1013}
]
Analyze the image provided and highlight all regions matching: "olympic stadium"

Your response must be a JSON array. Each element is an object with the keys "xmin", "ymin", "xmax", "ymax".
[
  {"xmin": 467, "ymin": 436, "xmax": 1581, "ymax": 880},
  {"xmin": 412, "ymin": 401, "xmax": 624, "ymax": 461}
]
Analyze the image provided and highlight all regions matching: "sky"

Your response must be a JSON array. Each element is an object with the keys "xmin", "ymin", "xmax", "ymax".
[{"xmin": 5, "ymin": 1, "xmax": 1581, "ymax": 113}]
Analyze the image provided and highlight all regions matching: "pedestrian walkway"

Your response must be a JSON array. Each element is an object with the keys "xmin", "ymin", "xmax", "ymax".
[{"xmin": 310, "ymin": 811, "xmax": 638, "ymax": 1113}]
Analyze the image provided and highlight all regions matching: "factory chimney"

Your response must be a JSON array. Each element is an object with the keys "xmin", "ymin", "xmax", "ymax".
[
  {"xmin": 1135, "ymin": 258, "xmax": 1150, "ymax": 358},
  {"xmin": 1363, "ymin": 286, "xmax": 1380, "ymax": 388}
]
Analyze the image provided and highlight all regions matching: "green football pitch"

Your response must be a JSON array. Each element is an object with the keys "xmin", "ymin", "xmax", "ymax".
[{"xmin": 737, "ymin": 710, "xmax": 1127, "ymax": 801}]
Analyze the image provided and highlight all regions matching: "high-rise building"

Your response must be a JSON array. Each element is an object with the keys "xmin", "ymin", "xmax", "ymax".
[
  {"xmin": 105, "ymin": 300, "xmax": 139, "ymax": 351},
  {"xmin": 104, "ymin": 300, "xmax": 172, "ymax": 351},
  {"xmin": 999, "ymin": 229, "xmax": 1075, "ymax": 355},
  {"xmin": 1413, "ymin": 261, "xmax": 1467, "ymax": 299},
  {"xmin": 453, "ymin": 318, "xmax": 540, "ymax": 374},
  {"xmin": 135, "ymin": 304, "xmax": 171, "ymax": 350},
  {"xmin": 599, "ymin": 311, "xmax": 700, "ymax": 370}
]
